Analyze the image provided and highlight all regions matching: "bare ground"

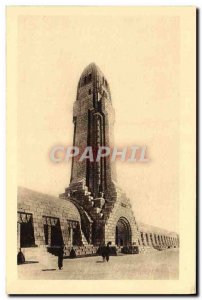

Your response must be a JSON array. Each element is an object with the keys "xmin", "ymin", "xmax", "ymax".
[{"xmin": 18, "ymin": 248, "xmax": 179, "ymax": 280}]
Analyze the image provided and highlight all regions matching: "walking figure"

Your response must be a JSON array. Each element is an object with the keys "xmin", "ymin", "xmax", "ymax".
[
  {"xmin": 105, "ymin": 242, "xmax": 110, "ymax": 262},
  {"xmin": 58, "ymin": 245, "xmax": 64, "ymax": 270},
  {"xmin": 101, "ymin": 244, "xmax": 106, "ymax": 262},
  {"xmin": 101, "ymin": 242, "xmax": 111, "ymax": 262}
]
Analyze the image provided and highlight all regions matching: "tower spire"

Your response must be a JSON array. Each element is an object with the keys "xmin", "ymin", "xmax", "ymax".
[
  {"xmin": 70, "ymin": 63, "xmax": 116, "ymax": 198},
  {"xmin": 60, "ymin": 63, "xmax": 139, "ymax": 247}
]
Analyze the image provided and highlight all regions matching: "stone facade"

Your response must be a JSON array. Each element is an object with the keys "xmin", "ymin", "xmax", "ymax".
[
  {"xmin": 70, "ymin": 63, "xmax": 116, "ymax": 192},
  {"xmin": 17, "ymin": 63, "xmax": 179, "ymax": 258},
  {"xmin": 138, "ymin": 223, "xmax": 179, "ymax": 250},
  {"xmin": 17, "ymin": 186, "xmax": 179, "ymax": 256},
  {"xmin": 60, "ymin": 63, "xmax": 140, "ymax": 247},
  {"xmin": 17, "ymin": 187, "xmax": 84, "ymax": 249}
]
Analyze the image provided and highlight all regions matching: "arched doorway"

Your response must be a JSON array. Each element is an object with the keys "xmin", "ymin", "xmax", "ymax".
[
  {"xmin": 43, "ymin": 216, "xmax": 64, "ymax": 247},
  {"xmin": 115, "ymin": 217, "xmax": 132, "ymax": 246}
]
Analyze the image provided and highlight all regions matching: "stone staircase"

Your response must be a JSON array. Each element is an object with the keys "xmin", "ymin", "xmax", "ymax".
[
  {"xmin": 64, "ymin": 245, "xmax": 98, "ymax": 258},
  {"xmin": 61, "ymin": 180, "xmax": 134, "ymax": 225},
  {"xmin": 81, "ymin": 230, "xmax": 89, "ymax": 246},
  {"xmin": 62, "ymin": 181, "xmax": 105, "ymax": 220}
]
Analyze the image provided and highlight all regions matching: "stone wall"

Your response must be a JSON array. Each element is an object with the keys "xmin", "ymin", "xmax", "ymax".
[
  {"xmin": 17, "ymin": 187, "xmax": 82, "ymax": 248},
  {"xmin": 70, "ymin": 63, "xmax": 117, "ymax": 199},
  {"xmin": 18, "ymin": 186, "xmax": 179, "ymax": 254},
  {"xmin": 104, "ymin": 190, "xmax": 140, "ymax": 246},
  {"xmin": 138, "ymin": 223, "xmax": 179, "ymax": 250}
]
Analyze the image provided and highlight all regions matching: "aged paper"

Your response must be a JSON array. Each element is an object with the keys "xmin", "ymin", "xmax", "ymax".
[{"xmin": 7, "ymin": 6, "xmax": 196, "ymax": 294}]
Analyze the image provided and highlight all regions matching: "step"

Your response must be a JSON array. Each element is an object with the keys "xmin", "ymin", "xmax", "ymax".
[
  {"xmin": 21, "ymin": 247, "xmax": 57, "ymax": 268},
  {"xmin": 64, "ymin": 246, "xmax": 98, "ymax": 258}
]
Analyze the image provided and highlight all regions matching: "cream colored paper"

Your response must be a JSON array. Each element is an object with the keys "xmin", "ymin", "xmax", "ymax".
[{"xmin": 7, "ymin": 6, "xmax": 196, "ymax": 294}]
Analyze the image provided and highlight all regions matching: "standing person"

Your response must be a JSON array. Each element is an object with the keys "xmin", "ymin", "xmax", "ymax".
[
  {"xmin": 70, "ymin": 247, "xmax": 76, "ymax": 259},
  {"xmin": 101, "ymin": 244, "xmax": 106, "ymax": 262},
  {"xmin": 105, "ymin": 242, "xmax": 111, "ymax": 262},
  {"xmin": 58, "ymin": 245, "xmax": 64, "ymax": 270},
  {"xmin": 17, "ymin": 248, "xmax": 25, "ymax": 265}
]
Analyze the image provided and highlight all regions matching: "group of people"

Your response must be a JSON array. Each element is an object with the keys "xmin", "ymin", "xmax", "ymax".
[
  {"xmin": 98, "ymin": 242, "xmax": 111, "ymax": 262},
  {"xmin": 58, "ymin": 242, "xmax": 112, "ymax": 270}
]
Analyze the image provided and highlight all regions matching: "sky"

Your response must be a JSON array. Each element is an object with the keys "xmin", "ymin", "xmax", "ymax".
[{"xmin": 17, "ymin": 11, "xmax": 180, "ymax": 233}]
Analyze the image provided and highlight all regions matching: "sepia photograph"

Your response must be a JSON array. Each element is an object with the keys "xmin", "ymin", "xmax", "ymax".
[{"xmin": 6, "ymin": 6, "xmax": 196, "ymax": 294}]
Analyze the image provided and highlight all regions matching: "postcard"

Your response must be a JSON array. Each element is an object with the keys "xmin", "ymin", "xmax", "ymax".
[{"xmin": 6, "ymin": 6, "xmax": 196, "ymax": 294}]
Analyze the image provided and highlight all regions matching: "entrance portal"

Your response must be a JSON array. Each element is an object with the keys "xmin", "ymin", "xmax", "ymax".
[
  {"xmin": 43, "ymin": 216, "xmax": 63, "ymax": 247},
  {"xmin": 115, "ymin": 217, "xmax": 132, "ymax": 246},
  {"xmin": 18, "ymin": 212, "xmax": 35, "ymax": 248}
]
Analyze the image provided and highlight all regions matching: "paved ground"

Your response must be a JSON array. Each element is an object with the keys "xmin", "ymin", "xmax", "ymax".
[{"xmin": 18, "ymin": 249, "xmax": 179, "ymax": 280}]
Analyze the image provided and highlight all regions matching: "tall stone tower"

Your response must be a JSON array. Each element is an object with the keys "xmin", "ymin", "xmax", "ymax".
[
  {"xmin": 61, "ymin": 63, "xmax": 140, "ymax": 247},
  {"xmin": 70, "ymin": 63, "xmax": 117, "ymax": 200}
]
